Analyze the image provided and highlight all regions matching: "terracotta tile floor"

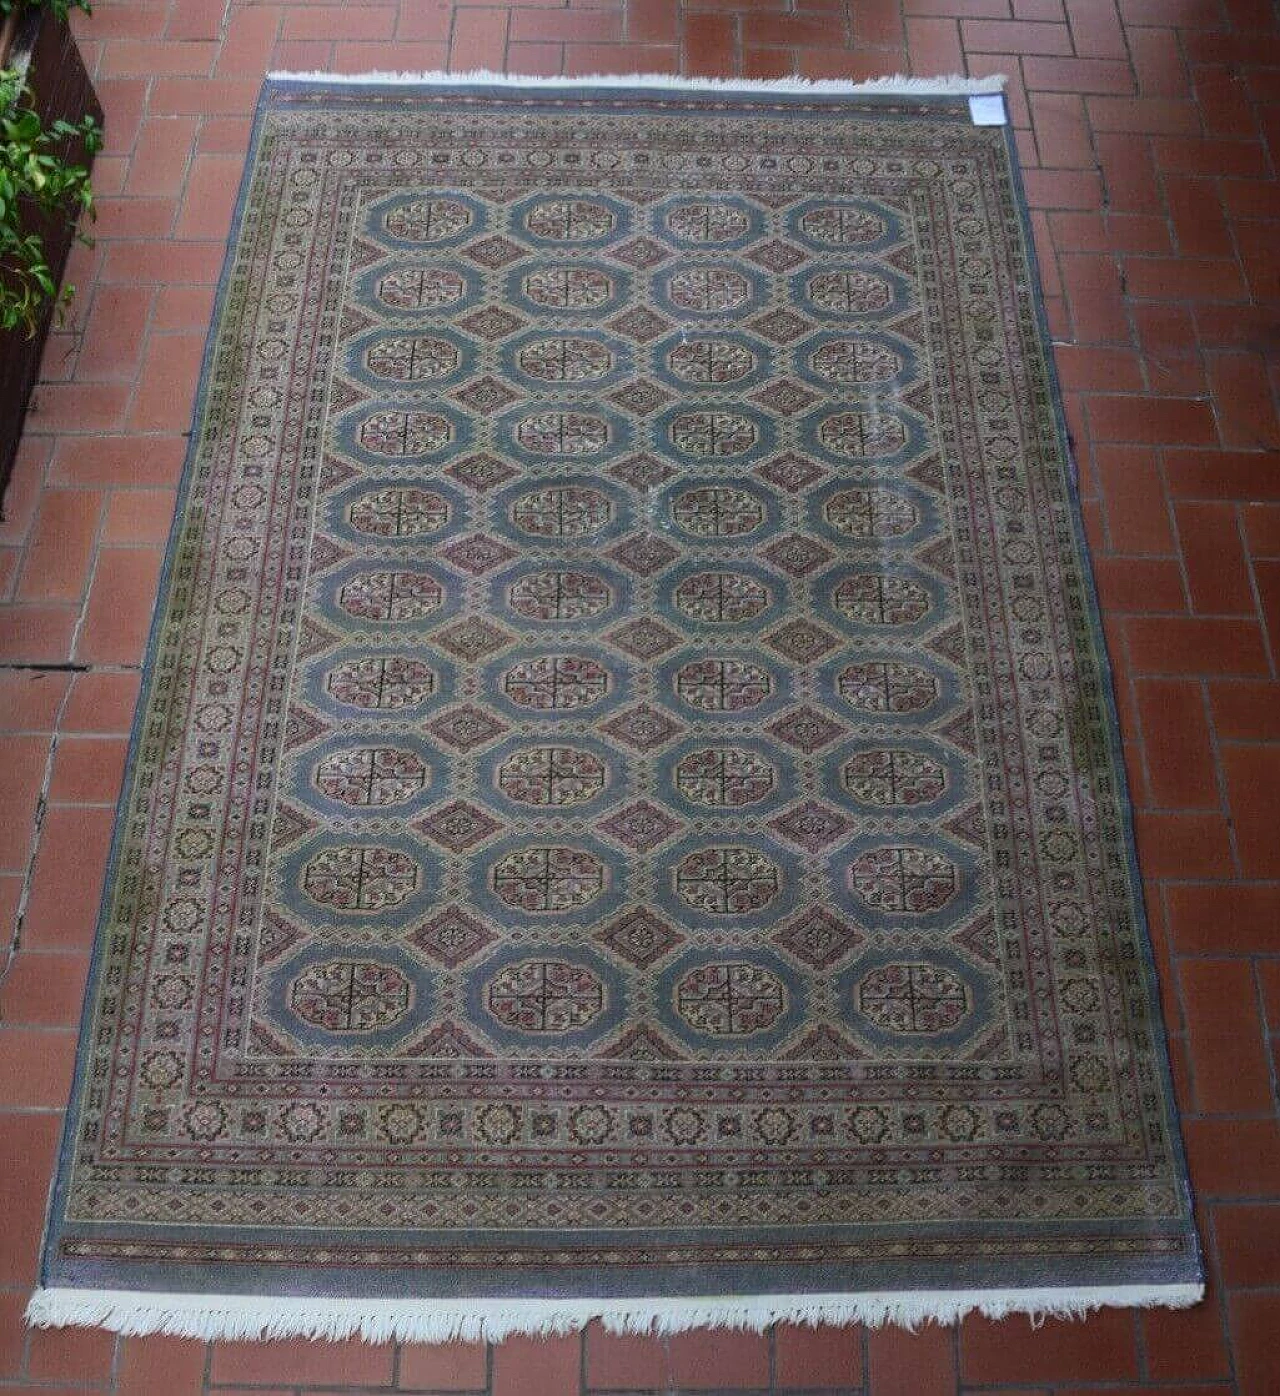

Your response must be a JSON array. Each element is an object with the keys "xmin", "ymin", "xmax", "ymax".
[{"xmin": 1, "ymin": 0, "xmax": 1278, "ymax": 1389}]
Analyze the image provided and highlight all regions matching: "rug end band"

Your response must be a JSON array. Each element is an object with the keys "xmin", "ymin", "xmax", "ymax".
[
  {"xmin": 26, "ymin": 1283, "xmax": 1205, "ymax": 1344},
  {"xmin": 262, "ymin": 69, "xmax": 1007, "ymax": 100}
]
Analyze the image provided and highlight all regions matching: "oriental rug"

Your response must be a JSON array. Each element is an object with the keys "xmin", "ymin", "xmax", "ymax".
[{"xmin": 31, "ymin": 74, "xmax": 1202, "ymax": 1341}]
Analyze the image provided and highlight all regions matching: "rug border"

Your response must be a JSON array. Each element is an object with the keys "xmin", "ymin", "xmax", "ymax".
[
  {"xmin": 30, "ymin": 72, "xmax": 1204, "ymax": 1342},
  {"xmin": 995, "ymin": 112, "xmax": 1204, "ymax": 1289}
]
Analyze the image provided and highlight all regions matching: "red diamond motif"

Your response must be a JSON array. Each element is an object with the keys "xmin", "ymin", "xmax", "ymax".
[
  {"xmin": 445, "ymin": 452, "xmax": 519, "ymax": 492},
  {"xmin": 767, "ymin": 705, "xmax": 845, "ymax": 753},
  {"xmin": 600, "ymin": 704, "xmax": 684, "ymax": 752},
  {"xmin": 747, "ymin": 239, "xmax": 807, "ymax": 272},
  {"xmin": 762, "ymin": 533, "xmax": 834, "ymax": 577},
  {"xmin": 432, "ymin": 617, "xmax": 514, "ymax": 661},
  {"xmin": 451, "ymin": 376, "xmax": 519, "ymax": 413},
  {"xmin": 608, "ymin": 533, "xmax": 679, "ymax": 576},
  {"xmin": 606, "ymin": 618, "xmax": 681, "ymax": 659},
  {"xmin": 608, "ymin": 306, "xmax": 670, "ymax": 342},
  {"xmin": 598, "ymin": 799, "xmax": 682, "ymax": 853},
  {"xmin": 765, "ymin": 620, "xmax": 841, "ymax": 663},
  {"xmin": 411, "ymin": 907, "xmax": 498, "ymax": 968},
  {"xmin": 457, "ymin": 306, "xmax": 526, "ymax": 341},
  {"xmin": 416, "ymin": 799, "xmax": 504, "ymax": 852},
  {"xmin": 749, "ymin": 308, "xmax": 810, "ymax": 343},
  {"xmin": 464, "ymin": 234, "xmax": 526, "ymax": 268},
  {"xmin": 595, "ymin": 908, "xmax": 685, "ymax": 969},
  {"xmin": 608, "ymin": 452, "xmax": 677, "ymax": 490},
  {"xmin": 768, "ymin": 800, "xmax": 853, "ymax": 852},
  {"xmin": 755, "ymin": 453, "xmax": 828, "ymax": 493},
  {"xmin": 440, "ymin": 533, "xmax": 518, "ymax": 575},
  {"xmin": 425, "ymin": 704, "xmax": 509, "ymax": 752},
  {"xmin": 773, "ymin": 907, "xmax": 864, "ymax": 969},
  {"xmin": 610, "ymin": 236, "xmax": 671, "ymax": 269},
  {"xmin": 751, "ymin": 378, "xmax": 819, "ymax": 416},
  {"xmin": 608, "ymin": 379, "xmax": 674, "ymax": 416}
]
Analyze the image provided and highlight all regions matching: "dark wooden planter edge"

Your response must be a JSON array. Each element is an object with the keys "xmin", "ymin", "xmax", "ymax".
[{"xmin": 0, "ymin": 7, "xmax": 102, "ymax": 513}]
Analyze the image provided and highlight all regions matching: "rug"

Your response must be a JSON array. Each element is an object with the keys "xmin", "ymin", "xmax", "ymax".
[{"xmin": 30, "ymin": 73, "xmax": 1202, "ymax": 1341}]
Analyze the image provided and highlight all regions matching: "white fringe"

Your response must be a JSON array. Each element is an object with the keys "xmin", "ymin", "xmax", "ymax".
[
  {"xmin": 264, "ymin": 68, "xmax": 1006, "ymax": 97},
  {"xmin": 27, "ymin": 1282, "xmax": 1202, "ymax": 1344}
]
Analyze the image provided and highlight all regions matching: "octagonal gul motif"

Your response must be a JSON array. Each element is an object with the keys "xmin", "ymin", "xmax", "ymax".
[
  {"xmin": 289, "ymin": 959, "xmax": 413, "ymax": 1033},
  {"xmin": 505, "ymin": 569, "xmax": 615, "ymax": 623},
  {"xmin": 815, "ymin": 410, "xmax": 909, "ymax": 460},
  {"xmin": 656, "ymin": 949, "xmax": 803, "ymax": 1053},
  {"xmin": 818, "ymin": 486, "xmax": 919, "ymax": 540},
  {"xmin": 496, "ymin": 746, "xmax": 608, "ymax": 808},
  {"xmin": 501, "ymin": 655, "xmax": 611, "ymax": 712},
  {"xmin": 490, "ymin": 845, "xmax": 607, "ymax": 914},
  {"xmin": 787, "ymin": 197, "xmax": 904, "ymax": 252},
  {"xmin": 799, "ymin": 206, "xmax": 885, "ymax": 246},
  {"xmin": 487, "ymin": 959, "xmax": 606, "ymax": 1032},
  {"xmin": 377, "ymin": 193, "xmax": 479, "ymax": 245},
  {"xmin": 509, "ymin": 333, "xmax": 624, "ymax": 386},
  {"xmin": 832, "ymin": 659, "xmax": 941, "ymax": 714},
  {"xmin": 674, "ymin": 845, "xmax": 782, "ymax": 916},
  {"xmin": 655, "ymin": 263, "xmax": 764, "ymax": 317},
  {"xmin": 512, "ymin": 410, "xmax": 610, "ymax": 458},
  {"xmin": 841, "ymin": 747, "xmax": 948, "ymax": 807},
  {"xmin": 658, "ymin": 735, "xmax": 796, "ymax": 817},
  {"xmin": 673, "ymin": 657, "xmax": 773, "ymax": 714},
  {"xmin": 847, "ymin": 845, "xmax": 958, "ymax": 915},
  {"xmin": 464, "ymin": 945, "xmax": 628, "ymax": 1052},
  {"xmin": 352, "ymin": 330, "xmax": 472, "ymax": 389},
  {"xmin": 347, "ymin": 487, "xmax": 451, "ymax": 538},
  {"xmin": 505, "ymin": 483, "xmax": 614, "ymax": 537},
  {"xmin": 796, "ymin": 265, "xmax": 907, "ymax": 319},
  {"xmin": 300, "ymin": 844, "xmax": 420, "ymax": 913},
  {"xmin": 312, "ymin": 747, "xmax": 428, "ymax": 808},
  {"xmin": 673, "ymin": 746, "xmax": 776, "ymax": 808},
  {"xmin": 657, "ymin": 196, "xmax": 760, "ymax": 246},
  {"xmin": 659, "ymin": 335, "xmax": 763, "ymax": 388},
  {"xmin": 855, "ymin": 961, "xmax": 971, "ymax": 1036},
  {"xmin": 671, "ymin": 483, "xmax": 765, "ymax": 534},
  {"xmin": 831, "ymin": 572, "xmax": 931, "ymax": 627},
  {"xmin": 674, "ymin": 962, "xmax": 786, "ymax": 1035},
  {"xmin": 670, "ymin": 570, "xmax": 771, "ymax": 625},
  {"xmin": 666, "ymin": 411, "xmax": 759, "ymax": 460},
  {"xmin": 324, "ymin": 656, "xmax": 436, "ymax": 711},
  {"xmin": 336, "ymin": 570, "xmax": 444, "ymax": 622},
  {"xmin": 373, "ymin": 264, "xmax": 470, "ymax": 309},
  {"xmin": 358, "ymin": 410, "xmax": 454, "ymax": 457},
  {"xmin": 516, "ymin": 194, "xmax": 627, "ymax": 245},
  {"xmin": 510, "ymin": 261, "xmax": 627, "ymax": 314}
]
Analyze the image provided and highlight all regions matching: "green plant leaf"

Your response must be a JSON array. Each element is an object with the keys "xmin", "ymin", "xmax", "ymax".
[{"xmin": 0, "ymin": 64, "xmax": 99, "ymax": 332}]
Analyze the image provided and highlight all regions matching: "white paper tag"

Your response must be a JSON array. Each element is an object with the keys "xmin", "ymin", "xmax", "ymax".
[{"xmin": 968, "ymin": 93, "xmax": 1007, "ymax": 126}]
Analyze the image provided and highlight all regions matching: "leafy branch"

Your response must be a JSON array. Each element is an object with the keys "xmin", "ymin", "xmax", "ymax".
[
  {"xmin": 0, "ymin": 0, "xmax": 92, "ymax": 22},
  {"xmin": 0, "ymin": 67, "xmax": 101, "ymax": 337}
]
